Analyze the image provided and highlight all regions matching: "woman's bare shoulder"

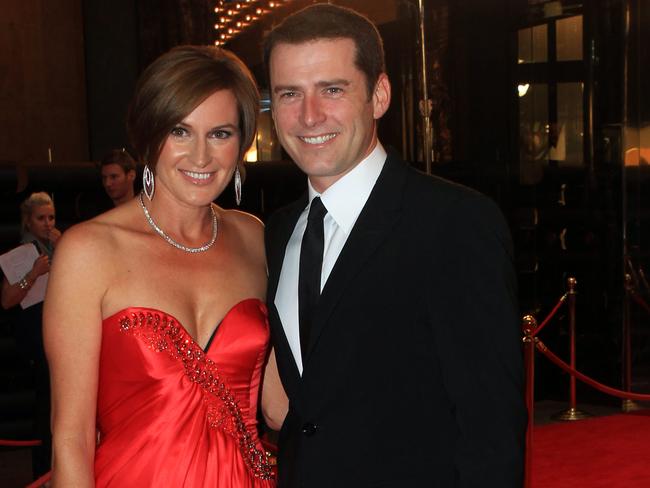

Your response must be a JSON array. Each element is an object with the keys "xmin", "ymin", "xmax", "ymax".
[
  {"xmin": 220, "ymin": 208, "xmax": 264, "ymax": 234},
  {"xmin": 219, "ymin": 208, "xmax": 265, "ymax": 262},
  {"xmin": 56, "ymin": 202, "xmax": 142, "ymax": 260}
]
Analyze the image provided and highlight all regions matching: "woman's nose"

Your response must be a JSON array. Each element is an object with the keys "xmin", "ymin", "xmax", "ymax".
[{"xmin": 191, "ymin": 140, "xmax": 212, "ymax": 167}]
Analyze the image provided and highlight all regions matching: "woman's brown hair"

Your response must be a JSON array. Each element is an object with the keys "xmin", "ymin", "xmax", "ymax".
[{"xmin": 127, "ymin": 45, "xmax": 260, "ymax": 170}]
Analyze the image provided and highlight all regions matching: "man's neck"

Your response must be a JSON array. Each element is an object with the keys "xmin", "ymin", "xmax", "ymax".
[{"xmin": 113, "ymin": 190, "xmax": 135, "ymax": 206}]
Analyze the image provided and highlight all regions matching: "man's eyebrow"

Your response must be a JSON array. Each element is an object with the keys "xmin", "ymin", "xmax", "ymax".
[
  {"xmin": 273, "ymin": 84, "xmax": 300, "ymax": 94},
  {"xmin": 273, "ymin": 79, "xmax": 351, "ymax": 94},
  {"xmin": 316, "ymin": 79, "xmax": 350, "ymax": 88}
]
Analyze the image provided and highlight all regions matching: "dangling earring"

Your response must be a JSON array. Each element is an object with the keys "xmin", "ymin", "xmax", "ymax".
[
  {"xmin": 234, "ymin": 166, "xmax": 242, "ymax": 206},
  {"xmin": 143, "ymin": 164, "xmax": 155, "ymax": 201}
]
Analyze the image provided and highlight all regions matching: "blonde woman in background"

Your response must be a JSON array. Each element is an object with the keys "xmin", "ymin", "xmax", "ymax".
[{"xmin": 1, "ymin": 191, "xmax": 60, "ymax": 479}]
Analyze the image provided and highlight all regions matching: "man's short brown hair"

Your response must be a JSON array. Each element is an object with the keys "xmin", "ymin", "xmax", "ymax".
[
  {"xmin": 127, "ymin": 45, "xmax": 259, "ymax": 171},
  {"xmin": 100, "ymin": 149, "xmax": 136, "ymax": 174},
  {"xmin": 263, "ymin": 3, "xmax": 385, "ymax": 100}
]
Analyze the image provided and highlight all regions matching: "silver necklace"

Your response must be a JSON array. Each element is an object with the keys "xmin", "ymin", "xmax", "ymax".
[{"xmin": 139, "ymin": 192, "xmax": 218, "ymax": 253}]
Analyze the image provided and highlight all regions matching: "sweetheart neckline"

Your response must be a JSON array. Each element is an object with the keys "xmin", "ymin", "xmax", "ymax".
[{"xmin": 102, "ymin": 297, "xmax": 265, "ymax": 352}]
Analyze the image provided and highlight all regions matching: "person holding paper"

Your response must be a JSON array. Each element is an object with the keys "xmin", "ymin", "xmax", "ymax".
[
  {"xmin": 1, "ymin": 191, "xmax": 60, "ymax": 479},
  {"xmin": 1, "ymin": 192, "xmax": 59, "ymax": 308}
]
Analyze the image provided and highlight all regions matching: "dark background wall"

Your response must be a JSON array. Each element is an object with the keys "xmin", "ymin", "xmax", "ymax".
[{"xmin": 0, "ymin": 0, "xmax": 88, "ymax": 163}]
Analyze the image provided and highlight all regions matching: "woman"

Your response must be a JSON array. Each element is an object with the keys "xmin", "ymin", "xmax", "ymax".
[
  {"xmin": 1, "ymin": 192, "xmax": 60, "ymax": 309},
  {"xmin": 44, "ymin": 46, "xmax": 286, "ymax": 487},
  {"xmin": 1, "ymin": 191, "xmax": 60, "ymax": 479}
]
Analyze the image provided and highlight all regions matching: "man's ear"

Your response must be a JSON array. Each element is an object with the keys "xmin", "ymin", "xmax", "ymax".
[
  {"xmin": 372, "ymin": 73, "xmax": 391, "ymax": 120},
  {"xmin": 127, "ymin": 169, "xmax": 136, "ymax": 183}
]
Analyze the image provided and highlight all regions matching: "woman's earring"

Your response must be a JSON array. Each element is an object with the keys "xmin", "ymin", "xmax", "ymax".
[
  {"xmin": 234, "ymin": 166, "xmax": 242, "ymax": 206},
  {"xmin": 143, "ymin": 164, "xmax": 155, "ymax": 201}
]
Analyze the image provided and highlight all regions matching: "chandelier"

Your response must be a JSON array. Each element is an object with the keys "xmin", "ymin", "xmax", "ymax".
[{"xmin": 214, "ymin": 0, "xmax": 293, "ymax": 46}]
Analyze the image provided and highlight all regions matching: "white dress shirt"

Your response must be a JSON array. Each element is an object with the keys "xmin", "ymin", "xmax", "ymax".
[{"xmin": 274, "ymin": 143, "xmax": 387, "ymax": 374}]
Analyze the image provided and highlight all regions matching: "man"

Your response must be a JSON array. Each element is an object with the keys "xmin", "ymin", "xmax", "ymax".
[
  {"xmin": 263, "ymin": 4, "xmax": 526, "ymax": 487},
  {"xmin": 100, "ymin": 148, "xmax": 136, "ymax": 206}
]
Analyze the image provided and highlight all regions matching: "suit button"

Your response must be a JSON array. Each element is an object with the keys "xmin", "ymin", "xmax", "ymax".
[{"xmin": 301, "ymin": 422, "xmax": 318, "ymax": 436}]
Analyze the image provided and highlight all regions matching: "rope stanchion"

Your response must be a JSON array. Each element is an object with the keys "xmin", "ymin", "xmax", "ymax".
[
  {"xmin": 535, "ymin": 339, "xmax": 650, "ymax": 402},
  {"xmin": 0, "ymin": 439, "xmax": 42, "ymax": 447},
  {"xmin": 622, "ymin": 273, "xmax": 636, "ymax": 412},
  {"xmin": 551, "ymin": 277, "xmax": 591, "ymax": 421},
  {"xmin": 522, "ymin": 275, "xmax": 650, "ymax": 486},
  {"xmin": 521, "ymin": 315, "xmax": 537, "ymax": 488}
]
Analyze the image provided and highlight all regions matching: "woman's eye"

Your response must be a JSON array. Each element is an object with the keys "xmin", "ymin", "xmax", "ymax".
[
  {"xmin": 211, "ymin": 130, "xmax": 232, "ymax": 139},
  {"xmin": 170, "ymin": 126, "xmax": 188, "ymax": 137}
]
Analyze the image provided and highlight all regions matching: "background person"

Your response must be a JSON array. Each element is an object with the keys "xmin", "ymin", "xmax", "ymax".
[
  {"xmin": 45, "ymin": 45, "xmax": 285, "ymax": 487},
  {"xmin": 1, "ymin": 191, "xmax": 60, "ymax": 480},
  {"xmin": 263, "ymin": 4, "xmax": 526, "ymax": 487},
  {"xmin": 100, "ymin": 148, "xmax": 137, "ymax": 206}
]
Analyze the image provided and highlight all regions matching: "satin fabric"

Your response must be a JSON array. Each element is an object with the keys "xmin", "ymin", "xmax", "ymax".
[{"xmin": 95, "ymin": 298, "xmax": 275, "ymax": 487}]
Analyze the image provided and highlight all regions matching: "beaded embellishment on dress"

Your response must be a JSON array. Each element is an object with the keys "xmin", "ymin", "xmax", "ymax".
[{"xmin": 118, "ymin": 310, "xmax": 273, "ymax": 480}]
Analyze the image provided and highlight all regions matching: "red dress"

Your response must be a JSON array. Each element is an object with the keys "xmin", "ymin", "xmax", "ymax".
[{"xmin": 94, "ymin": 298, "xmax": 275, "ymax": 487}]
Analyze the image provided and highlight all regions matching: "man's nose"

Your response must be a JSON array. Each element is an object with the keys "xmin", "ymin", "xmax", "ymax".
[{"xmin": 300, "ymin": 94, "xmax": 326, "ymax": 127}]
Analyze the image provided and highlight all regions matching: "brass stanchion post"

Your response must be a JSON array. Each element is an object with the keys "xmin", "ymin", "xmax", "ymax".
[
  {"xmin": 417, "ymin": 0, "xmax": 433, "ymax": 174},
  {"xmin": 552, "ymin": 277, "xmax": 591, "ymax": 421},
  {"xmin": 522, "ymin": 315, "xmax": 537, "ymax": 488},
  {"xmin": 622, "ymin": 273, "xmax": 640, "ymax": 412}
]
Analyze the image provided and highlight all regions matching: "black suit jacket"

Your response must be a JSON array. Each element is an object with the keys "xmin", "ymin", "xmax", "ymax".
[{"xmin": 265, "ymin": 150, "xmax": 526, "ymax": 488}]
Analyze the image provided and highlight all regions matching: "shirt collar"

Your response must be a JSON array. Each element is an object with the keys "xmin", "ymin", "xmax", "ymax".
[{"xmin": 306, "ymin": 142, "xmax": 386, "ymax": 235}]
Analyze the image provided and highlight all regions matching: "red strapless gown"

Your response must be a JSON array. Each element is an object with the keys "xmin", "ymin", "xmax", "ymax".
[{"xmin": 94, "ymin": 298, "xmax": 275, "ymax": 487}]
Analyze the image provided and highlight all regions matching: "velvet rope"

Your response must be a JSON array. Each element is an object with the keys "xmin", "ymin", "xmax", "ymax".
[
  {"xmin": 631, "ymin": 291, "xmax": 650, "ymax": 316},
  {"xmin": 532, "ymin": 293, "xmax": 567, "ymax": 337},
  {"xmin": 536, "ymin": 340, "xmax": 650, "ymax": 401},
  {"xmin": 25, "ymin": 471, "xmax": 51, "ymax": 488},
  {"xmin": 0, "ymin": 439, "xmax": 42, "ymax": 447}
]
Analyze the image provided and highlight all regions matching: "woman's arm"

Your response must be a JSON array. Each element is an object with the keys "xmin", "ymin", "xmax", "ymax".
[
  {"xmin": 43, "ymin": 225, "xmax": 107, "ymax": 487},
  {"xmin": 1, "ymin": 254, "xmax": 50, "ymax": 309},
  {"xmin": 261, "ymin": 348, "xmax": 288, "ymax": 431}
]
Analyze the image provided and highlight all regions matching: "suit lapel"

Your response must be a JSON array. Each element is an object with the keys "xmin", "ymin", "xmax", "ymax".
[
  {"xmin": 303, "ymin": 152, "xmax": 408, "ymax": 364},
  {"xmin": 266, "ymin": 193, "xmax": 308, "ymax": 385}
]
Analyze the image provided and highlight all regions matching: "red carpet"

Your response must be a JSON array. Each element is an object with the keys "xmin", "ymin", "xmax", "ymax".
[{"xmin": 532, "ymin": 411, "xmax": 650, "ymax": 487}]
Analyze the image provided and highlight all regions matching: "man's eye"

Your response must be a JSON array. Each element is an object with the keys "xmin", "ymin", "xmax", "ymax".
[
  {"xmin": 280, "ymin": 91, "xmax": 297, "ymax": 99},
  {"xmin": 326, "ymin": 87, "xmax": 343, "ymax": 95}
]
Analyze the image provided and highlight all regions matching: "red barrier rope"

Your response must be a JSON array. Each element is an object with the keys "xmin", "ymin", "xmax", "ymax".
[
  {"xmin": 535, "ymin": 340, "xmax": 650, "ymax": 401},
  {"xmin": 630, "ymin": 290, "xmax": 650, "ymax": 317},
  {"xmin": 25, "ymin": 471, "xmax": 51, "ymax": 488},
  {"xmin": 0, "ymin": 439, "xmax": 42, "ymax": 447},
  {"xmin": 532, "ymin": 293, "xmax": 567, "ymax": 337}
]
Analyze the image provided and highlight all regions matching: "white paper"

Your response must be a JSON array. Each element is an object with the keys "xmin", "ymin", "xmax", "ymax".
[{"xmin": 0, "ymin": 243, "xmax": 48, "ymax": 309}]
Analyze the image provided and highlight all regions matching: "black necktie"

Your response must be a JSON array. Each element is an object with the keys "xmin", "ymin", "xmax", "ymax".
[{"xmin": 298, "ymin": 197, "xmax": 327, "ymax": 361}]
